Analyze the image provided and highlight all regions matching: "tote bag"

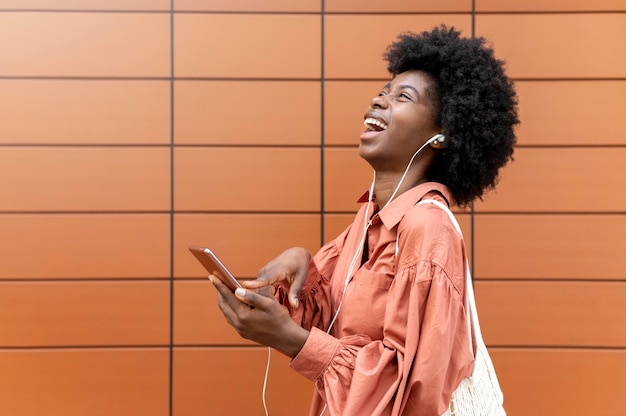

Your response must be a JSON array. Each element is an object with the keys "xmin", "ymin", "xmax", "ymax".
[{"xmin": 417, "ymin": 199, "xmax": 506, "ymax": 416}]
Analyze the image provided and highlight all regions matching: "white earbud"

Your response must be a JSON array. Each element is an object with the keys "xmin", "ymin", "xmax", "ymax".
[{"xmin": 429, "ymin": 133, "xmax": 445, "ymax": 146}]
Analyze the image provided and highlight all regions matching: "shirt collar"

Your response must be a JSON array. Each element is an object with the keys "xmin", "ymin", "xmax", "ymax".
[{"xmin": 356, "ymin": 182, "xmax": 453, "ymax": 230}]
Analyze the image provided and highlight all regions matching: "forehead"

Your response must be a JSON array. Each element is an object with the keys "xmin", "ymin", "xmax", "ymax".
[{"xmin": 386, "ymin": 70, "xmax": 434, "ymax": 92}]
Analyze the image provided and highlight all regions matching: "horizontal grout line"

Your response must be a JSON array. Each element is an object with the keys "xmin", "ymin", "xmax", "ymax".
[
  {"xmin": 173, "ymin": 10, "xmax": 321, "ymax": 15},
  {"xmin": 1, "ymin": 144, "xmax": 625, "ymax": 150},
  {"xmin": 0, "ymin": 211, "xmax": 624, "ymax": 216},
  {"xmin": 512, "ymin": 78, "xmax": 626, "ymax": 82},
  {"xmin": 0, "ymin": 143, "xmax": 322, "ymax": 148},
  {"xmin": 0, "ymin": 345, "xmax": 170, "ymax": 351},
  {"xmin": 468, "ymin": 211, "xmax": 626, "ymax": 215},
  {"xmin": 173, "ymin": 11, "xmax": 472, "ymax": 16},
  {"xmin": 172, "ymin": 143, "xmax": 321, "ymax": 148},
  {"xmin": 1, "ymin": 76, "xmax": 625, "ymax": 82},
  {"xmin": 0, "ymin": 76, "xmax": 324, "ymax": 82},
  {"xmin": 316, "ymin": 11, "xmax": 472, "ymax": 15},
  {"xmin": 0, "ymin": 278, "xmax": 170, "ymax": 282},
  {"xmin": 178, "ymin": 278, "xmax": 257, "ymax": 281},
  {"xmin": 1, "ymin": 9, "xmax": 624, "ymax": 15},
  {"xmin": 175, "ymin": 210, "xmax": 323, "ymax": 215},
  {"xmin": 0, "ymin": 9, "xmax": 323, "ymax": 15},
  {"xmin": 516, "ymin": 144, "xmax": 626, "ymax": 148},
  {"xmin": 325, "ymin": 10, "xmax": 626, "ymax": 15},
  {"xmin": 473, "ymin": 10, "xmax": 626, "ymax": 15},
  {"xmin": 0, "ymin": 211, "xmax": 172, "ymax": 215},
  {"xmin": 176, "ymin": 77, "xmax": 320, "ymax": 82},
  {"xmin": 0, "ymin": 143, "xmax": 171, "ymax": 148},
  {"xmin": 326, "ymin": 210, "xmax": 626, "ymax": 216},
  {"xmin": 0, "ymin": 9, "xmax": 168, "ymax": 14},
  {"xmin": 315, "ymin": 144, "xmax": 626, "ymax": 149},
  {"xmin": 0, "ymin": 76, "xmax": 171, "ymax": 81},
  {"xmin": 171, "ymin": 344, "xmax": 268, "ymax": 349},
  {"xmin": 321, "ymin": 11, "xmax": 626, "ymax": 16},
  {"xmin": 487, "ymin": 345, "xmax": 626, "ymax": 351},
  {"xmin": 0, "ymin": 211, "xmax": 323, "ymax": 215}
]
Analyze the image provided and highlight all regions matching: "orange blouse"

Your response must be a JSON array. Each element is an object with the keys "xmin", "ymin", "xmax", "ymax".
[{"xmin": 280, "ymin": 182, "xmax": 474, "ymax": 416}]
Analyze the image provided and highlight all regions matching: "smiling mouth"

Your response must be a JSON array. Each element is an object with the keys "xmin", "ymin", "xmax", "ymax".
[{"xmin": 364, "ymin": 117, "xmax": 388, "ymax": 132}]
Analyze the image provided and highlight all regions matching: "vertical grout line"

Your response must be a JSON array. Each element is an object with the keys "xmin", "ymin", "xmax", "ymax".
[
  {"xmin": 470, "ymin": 0, "xmax": 476, "ymax": 283},
  {"xmin": 169, "ymin": 2, "xmax": 175, "ymax": 415},
  {"xmin": 320, "ymin": 0, "xmax": 325, "ymax": 246},
  {"xmin": 471, "ymin": 0, "xmax": 476, "ymax": 39}
]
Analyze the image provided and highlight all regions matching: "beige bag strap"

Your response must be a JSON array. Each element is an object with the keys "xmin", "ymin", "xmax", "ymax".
[{"xmin": 416, "ymin": 199, "xmax": 487, "ymax": 357}]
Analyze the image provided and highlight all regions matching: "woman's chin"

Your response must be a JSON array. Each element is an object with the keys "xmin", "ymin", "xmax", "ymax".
[
  {"xmin": 358, "ymin": 147, "xmax": 382, "ymax": 171},
  {"xmin": 357, "ymin": 145, "xmax": 371, "ymax": 162}
]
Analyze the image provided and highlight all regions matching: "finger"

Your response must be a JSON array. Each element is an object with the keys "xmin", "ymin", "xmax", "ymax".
[
  {"xmin": 288, "ymin": 289, "xmax": 300, "ymax": 308},
  {"xmin": 287, "ymin": 268, "xmax": 308, "ymax": 307},
  {"xmin": 209, "ymin": 275, "xmax": 232, "ymax": 298},
  {"xmin": 210, "ymin": 275, "xmax": 248, "ymax": 313},
  {"xmin": 234, "ymin": 287, "xmax": 274, "ymax": 311},
  {"xmin": 242, "ymin": 278, "xmax": 273, "ymax": 289},
  {"xmin": 209, "ymin": 276, "xmax": 240, "ymax": 328},
  {"xmin": 243, "ymin": 267, "xmax": 283, "ymax": 289}
]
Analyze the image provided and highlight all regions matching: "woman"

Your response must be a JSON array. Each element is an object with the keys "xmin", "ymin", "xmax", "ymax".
[{"xmin": 209, "ymin": 25, "xmax": 518, "ymax": 415}]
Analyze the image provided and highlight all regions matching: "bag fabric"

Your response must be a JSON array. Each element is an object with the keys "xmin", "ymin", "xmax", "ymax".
[{"xmin": 416, "ymin": 199, "xmax": 506, "ymax": 416}]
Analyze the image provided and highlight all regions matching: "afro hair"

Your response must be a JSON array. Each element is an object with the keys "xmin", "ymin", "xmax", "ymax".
[{"xmin": 383, "ymin": 25, "xmax": 519, "ymax": 207}]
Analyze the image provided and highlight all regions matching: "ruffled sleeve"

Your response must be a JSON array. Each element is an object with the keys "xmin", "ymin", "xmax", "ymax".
[{"xmin": 276, "ymin": 224, "xmax": 352, "ymax": 332}]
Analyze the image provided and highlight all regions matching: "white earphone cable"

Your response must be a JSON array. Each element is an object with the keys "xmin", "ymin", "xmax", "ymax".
[
  {"xmin": 327, "ymin": 133, "xmax": 439, "ymax": 335},
  {"xmin": 326, "ymin": 176, "xmax": 375, "ymax": 335},
  {"xmin": 319, "ymin": 134, "xmax": 442, "ymax": 416},
  {"xmin": 262, "ymin": 346, "xmax": 271, "ymax": 416},
  {"xmin": 385, "ymin": 134, "xmax": 440, "ymax": 209},
  {"xmin": 266, "ymin": 134, "xmax": 443, "ymax": 416}
]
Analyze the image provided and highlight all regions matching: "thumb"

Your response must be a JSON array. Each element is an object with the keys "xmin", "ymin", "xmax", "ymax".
[{"xmin": 288, "ymin": 287, "xmax": 301, "ymax": 308}]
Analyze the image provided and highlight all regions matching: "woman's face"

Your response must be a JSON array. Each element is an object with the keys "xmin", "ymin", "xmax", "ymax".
[{"xmin": 358, "ymin": 70, "xmax": 440, "ymax": 172}]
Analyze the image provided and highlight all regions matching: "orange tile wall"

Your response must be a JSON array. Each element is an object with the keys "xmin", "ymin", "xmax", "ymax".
[{"xmin": 0, "ymin": 1, "xmax": 624, "ymax": 415}]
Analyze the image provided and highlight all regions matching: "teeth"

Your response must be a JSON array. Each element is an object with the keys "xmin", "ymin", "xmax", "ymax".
[{"xmin": 364, "ymin": 117, "xmax": 388, "ymax": 130}]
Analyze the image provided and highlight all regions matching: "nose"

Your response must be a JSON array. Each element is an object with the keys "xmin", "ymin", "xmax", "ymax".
[{"xmin": 370, "ymin": 94, "xmax": 388, "ymax": 109}]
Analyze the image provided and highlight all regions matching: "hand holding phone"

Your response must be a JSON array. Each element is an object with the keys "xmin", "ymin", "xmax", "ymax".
[{"xmin": 188, "ymin": 245, "xmax": 243, "ymax": 291}]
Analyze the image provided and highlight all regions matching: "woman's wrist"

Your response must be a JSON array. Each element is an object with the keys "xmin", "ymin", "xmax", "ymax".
[{"xmin": 275, "ymin": 322, "xmax": 310, "ymax": 358}]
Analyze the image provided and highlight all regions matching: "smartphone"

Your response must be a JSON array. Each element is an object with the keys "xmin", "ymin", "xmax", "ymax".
[{"xmin": 188, "ymin": 245, "xmax": 243, "ymax": 291}]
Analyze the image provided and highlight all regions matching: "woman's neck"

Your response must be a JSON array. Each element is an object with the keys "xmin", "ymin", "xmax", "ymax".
[
  {"xmin": 373, "ymin": 170, "xmax": 427, "ymax": 209},
  {"xmin": 369, "ymin": 145, "xmax": 436, "ymax": 209}
]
